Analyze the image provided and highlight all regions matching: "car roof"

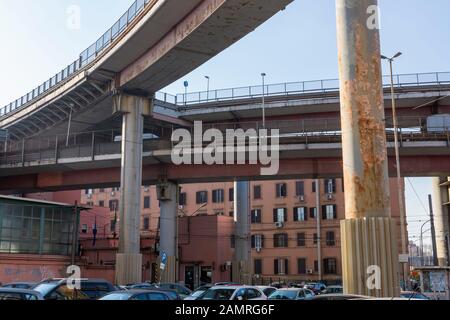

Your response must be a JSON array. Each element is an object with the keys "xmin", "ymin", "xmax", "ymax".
[
  {"xmin": 107, "ymin": 289, "xmax": 169, "ymax": 294},
  {"xmin": 275, "ymin": 288, "xmax": 303, "ymax": 291},
  {"xmin": 39, "ymin": 278, "xmax": 112, "ymax": 284},
  {"xmin": 0, "ymin": 288, "xmax": 42, "ymax": 295},
  {"xmin": 3, "ymin": 282, "xmax": 36, "ymax": 285}
]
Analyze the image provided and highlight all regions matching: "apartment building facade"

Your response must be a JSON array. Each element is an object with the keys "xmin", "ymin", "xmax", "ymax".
[{"xmin": 81, "ymin": 178, "xmax": 406, "ymax": 285}]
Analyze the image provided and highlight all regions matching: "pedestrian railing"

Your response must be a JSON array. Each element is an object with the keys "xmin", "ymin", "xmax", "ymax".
[{"xmin": 1, "ymin": 116, "xmax": 449, "ymax": 168}]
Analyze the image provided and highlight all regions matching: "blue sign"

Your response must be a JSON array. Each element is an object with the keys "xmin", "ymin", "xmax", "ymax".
[
  {"xmin": 183, "ymin": 81, "xmax": 189, "ymax": 88},
  {"xmin": 161, "ymin": 252, "xmax": 168, "ymax": 265}
]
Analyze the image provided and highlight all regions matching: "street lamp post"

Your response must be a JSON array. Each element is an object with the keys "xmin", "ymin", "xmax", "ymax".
[
  {"xmin": 261, "ymin": 73, "xmax": 266, "ymax": 128},
  {"xmin": 205, "ymin": 76, "xmax": 210, "ymax": 101},
  {"xmin": 382, "ymin": 52, "xmax": 407, "ymax": 284}
]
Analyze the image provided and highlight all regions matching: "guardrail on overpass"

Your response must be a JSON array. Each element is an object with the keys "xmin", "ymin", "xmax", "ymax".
[{"xmin": 1, "ymin": 116, "xmax": 449, "ymax": 169}]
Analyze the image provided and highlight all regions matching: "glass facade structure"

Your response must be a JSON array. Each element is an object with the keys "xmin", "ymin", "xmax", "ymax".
[{"xmin": 0, "ymin": 200, "xmax": 79, "ymax": 256}]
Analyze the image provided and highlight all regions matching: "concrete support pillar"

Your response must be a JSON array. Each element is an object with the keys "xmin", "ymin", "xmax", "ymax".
[
  {"xmin": 113, "ymin": 93, "xmax": 152, "ymax": 285},
  {"xmin": 232, "ymin": 181, "xmax": 251, "ymax": 285},
  {"xmin": 157, "ymin": 181, "xmax": 179, "ymax": 283},
  {"xmin": 432, "ymin": 177, "xmax": 450, "ymax": 266},
  {"xmin": 336, "ymin": 0, "xmax": 400, "ymax": 297}
]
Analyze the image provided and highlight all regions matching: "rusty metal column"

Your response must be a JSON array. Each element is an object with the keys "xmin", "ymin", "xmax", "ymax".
[
  {"xmin": 336, "ymin": 0, "xmax": 400, "ymax": 297},
  {"xmin": 113, "ymin": 93, "xmax": 152, "ymax": 286},
  {"xmin": 432, "ymin": 177, "xmax": 450, "ymax": 266}
]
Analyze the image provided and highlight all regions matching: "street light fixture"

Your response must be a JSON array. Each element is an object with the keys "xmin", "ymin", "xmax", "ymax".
[
  {"xmin": 261, "ymin": 73, "xmax": 266, "ymax": 128},
  {"xmin": 382, "ymin": 52, "xmax": 407, "ymax": 283},
  {"xmin": 420, "ymin": 220, "xmax": 431, "ymax": 266}
]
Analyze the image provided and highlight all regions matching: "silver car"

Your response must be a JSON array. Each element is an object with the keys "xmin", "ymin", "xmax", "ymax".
[{"xmin": 0, "ymin": 288, "xmax": 44, "ymax": 300}]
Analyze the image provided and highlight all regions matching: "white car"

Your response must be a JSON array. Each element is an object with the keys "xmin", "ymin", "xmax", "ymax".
[
  {"xmin": 197, "ymin": 286, "xmax": 267, "ymax": 301},
  {"xmin": 256, "ymin": 286, "xmax": 277, "ymax": 297}
]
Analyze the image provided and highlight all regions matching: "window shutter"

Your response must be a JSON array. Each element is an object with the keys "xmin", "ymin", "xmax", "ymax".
[
  {"xmin": 332, "ymin": 179, "xmax": 337, "ymax": 193},
  {"xmin": 304, "ymin": 208, "xmax": 308, "ymax": 221},
  {"xmin": 261, "ymin": 235, "xmax": 265, "ymax": 248},
  {"xmin": 283, "ymin": 208, "xmax": 287, "ymax": 222},
  {"xmin": 333, "ymin": 205, "xmax": 337, "ymax": 219},
  {"xmin": 273, "ymin": 209, "xmax": 278, "ymax": 223},
  {"xmin": 274, "ymin": 259, "xmax": 279, "ymax": 275},
  {"xmin": 251, "ymin": 235, "xmax": 256, "ymax": 248},
  {"xmin": 322, "ymin": 205, "xmax": 327, "ymax": 219},
  {"xmin": 293, "ymin": 207, "xmax": 298, "ymax": 222}
]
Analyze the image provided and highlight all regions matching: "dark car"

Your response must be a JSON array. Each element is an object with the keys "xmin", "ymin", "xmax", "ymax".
[
  {"xmin": 100, "ymin": 289, "xmax": 175, "ymax": 301},
  {"xmin": 309, "ymin": 294, "xmax": 369, "ymax": 301},
  {"xmin": 33, "ymin": 278, "xmax": 116, "ymax": 300},
  {"xmin": 125, "ymin": 283, "xmax": 158, "ymax": 290},
  {"xmin": 0, "ymin": 288, "xmax": 44, "ymax": 300},
  {"xmin": 1, "ymin": 282, "xmax": 37, "ymax": 290},
  {"xmin": 320, "ymin": 285, "xmax": 343, "ymax": 295}
]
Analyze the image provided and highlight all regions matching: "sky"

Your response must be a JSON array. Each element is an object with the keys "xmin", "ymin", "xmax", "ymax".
[{"xmin": 1, "ymin": 0, "xmax": 450, "ymax": 243}]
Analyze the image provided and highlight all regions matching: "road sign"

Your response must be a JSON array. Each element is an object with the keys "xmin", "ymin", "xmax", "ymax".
[
  {"xmin": 0, "ymin": 129, "xmax": 7, "ymax": 142},
  {"xmin": 160, "ymin": 252, "xmax": 168, "ymax": 270}
]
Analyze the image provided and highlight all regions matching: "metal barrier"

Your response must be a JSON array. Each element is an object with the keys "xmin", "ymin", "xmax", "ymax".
[{"xmin": 1, "ymin": 116, "xmax": 449, "ymax": 168}]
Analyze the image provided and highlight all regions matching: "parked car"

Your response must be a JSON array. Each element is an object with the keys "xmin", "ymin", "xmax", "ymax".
[
  {"xmin": 100, "ymin": 289, "xmax": 175, "ymax": 301},
  {"xmin": 197, "ymin": 286, "xmax": 267, "ymax": 301},
  {"xmin": 320, "ymin": 285, "xmax": 343, "ymax": 295},
  {"xmin": 309, "ymin": 294, "xmax": 369, "ymax": 301},
  {"xmin": 33, "ymin": 278, "xmax": 116, "ymax": 300},
  {"xmin": 256, "ymin": 286, "xmax": 277, "ymax": 297},
  {"xmin": 184, "ymin": 285, "xmax": 213, "ymax": 300},
  {"xmin": 400, "ymin": 291, "xmax": 431, "ymax": 300},
  {"xmin": 268, "ymin": 288, "xmax": 315, "ymax": 300},
  {"xmin": 1, "ymin": 282, "xmax": 37, "ymax": 290},
  {"xmin": 125, "ymin": 283, "xmax": 158, "ymax": 290},
  {"xmin": 156, "ymin": 283, "xmax": 192, "ymax": 299},
  {"xmin": 304, "ymin": 282, "xmax": 326, "ymax": 294},
  {"xmin": 0, "ymin": 288, "xmax": 44, "ymax": 300}
]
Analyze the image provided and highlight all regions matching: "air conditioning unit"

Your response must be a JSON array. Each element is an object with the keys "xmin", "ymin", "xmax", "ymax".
[
  {"xmin": 256, "ymin": 247, "xmax": 262, "ymax": 253},
  {"xmin": 327, "ymin": 193, "xmax": 334, "ymax": 201},
  {"xmin": 111, "ymin": 192, "xmax": 115, "ymax": 197},
  {"xmin": 298, "ymin": 195, "xmax": 305, "ymax": 202},
  {"xmin": 275, "ymin": 221, "xmax": 284, "ymax": 228},
  {"xmin": 307, "ymin": 269, "xmax": 314, "ymax": 274}
]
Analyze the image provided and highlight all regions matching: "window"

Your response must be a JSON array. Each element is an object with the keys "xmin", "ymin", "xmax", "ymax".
[
  {"xmin": 109, "ymin": 200, "xmax": 119, "ymax": 212},
  {"xmin": 274, "ymin": 233, "xmax": 288, "ymax": 248},
  {"xmin": 274, "ymin": 259, "xmax": 289, "ymax": 275},
  {"xmin": 99, "ymin": 189, "xmax": 105, "ymax": 193},
  {"xmin": 326, "ymin": 231, "xmax": 336, "ymax": 246},
  {"xmin": 296, "ymin": 181, "xmax": 305, "ymax": 196},
  {"xmin": 196, "ymin": 191, "xmax": 208, "ymax": 204},
  {"xmin": 212, "ymin": 189, "xmax": 225, "ymax": 203},
  {"xmin": 85, "ymin": 189, "xmax": 93, "ymax": 195},
  {"xmin": 312, "ymin": 181, "xmax": 317, "ymax": 193},
  {"xmin": 179, "ymin": 193, "xmax": 187, "ymax": 206},
  {"xmin": 325, "ymin": 179, "xmax": 337, "ymax": 194},
  {"xmin": 324, "ymin": 258, "xmax": 337, "ymax": 274},
  {"xmin": 229, "ymin": 188, "xmax": 234, "ymax": 202},
  {"xmin": 98, "ymin": 201, "xmax": 104, "ymax": 208},
  {"xmin": 253, "ymin": 185, "xmax": 262, "ymax": 200},
  {"xmin": 275, "ymin": 183, "xmax": 287, "ymax": 198},
  {"xmin": 293, "ymin": 207, "xmax": 307, "ymax": 222},
  {"xmin": 313, "ymin": 233, "xmax": 318, "ymax": 245},
  {"xmin": 143, "ymin": 217, "xmax": 150, "ymax": 230},
  {"xmin": 297, "ymin": 233, "xmax": 306, "ymax": 247},
  {"xmin": 273, "ymin": 208, "xmax": 287, "ymax": 223},
  {"xmin": 144, "ymin": 196, "xmax": 150, "ymax": 209},
  {"xmin": 297, "ymin": 258, "xmax": 307, "ymax": 274},
  {"xmin": 251, "ymin": 209, "xmax": 262, "ymax": 224},
  {"xmin": 229, "ymin": 211, "xmax": 234, "ymax": 217},
  {"xmin": 254, "ymin": 259, "xmax": 262, "ymax": 275},
  {"xmin": 251, "ymin": 234, "xmax": 264, "ymax": 249},
  {"xmin": 322, "ymin": 205, "xmax": 337, "ymax": 220},
  {"xmin": 314, "ymin": 260, "xmax": 319, "ymax": 272},
  {"xmin": 81, "ymin": 224, "xmax": 88, "ymax": 234},
  {"xmin": 110, "ymin": 220, "xmax": 116, "ymax": 232},
  {"xmin": 230, "ymin": 235, "xmax": 236, "ymax": 249},
  {"xmin": 309, "ymin": 207, "xmax": 317, "ymax": 219}
]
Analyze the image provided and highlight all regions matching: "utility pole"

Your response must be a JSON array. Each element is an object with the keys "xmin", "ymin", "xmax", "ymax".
[
  {"xmin": 428, "ymin": 194, "xmax": 439, "ymax": 266},
  {"xmin": 315, "ymin": 179, "xmax": 322, "ymax": 281}
]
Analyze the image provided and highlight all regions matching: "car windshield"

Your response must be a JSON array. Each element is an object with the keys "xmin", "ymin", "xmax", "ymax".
[
  {"xmin": 269, "ymin": 290, "xmax": 298, "ymax": 300},
  {"xmin": 191, "ymin": 290, "xmax": 205, "ymax": 298},
  {"xmin": 201, "ymin": 289, "xmax": 235, "ymax": 300},
  {"xmin": 33, "ymin": 283, "xmax": 58, "ymax": 296},
  {"xmin": 101, "ymin": 293, "xmax": 134, "ymax": 300}
]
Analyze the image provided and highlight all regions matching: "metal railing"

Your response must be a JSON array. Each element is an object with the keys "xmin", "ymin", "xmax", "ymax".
[
  {"xmin": 172, "ymin": 71, "xmax": 450, "ymax": 106},
  {"xmin": 1, "ymin": 116, "xmax": 449, "ymax": 168},
  {"xmin": 0, "ymin": 0, "xmax": 154, "ymax": 120}
]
